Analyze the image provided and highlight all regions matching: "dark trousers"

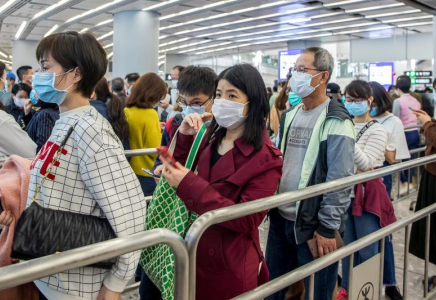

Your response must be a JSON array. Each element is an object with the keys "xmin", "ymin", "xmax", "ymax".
[
  {"xmin": 401, "ymin": 130, "xmax": 419, "ymax": 183},
  {"xmin": 266, "ymin": 209, "xmax": 338, "ymax": 300}
]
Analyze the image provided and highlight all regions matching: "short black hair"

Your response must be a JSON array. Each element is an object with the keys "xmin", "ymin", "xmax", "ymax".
[
  {"xmin": 111, "ymin": 77, "xmax": 124, "ymax": 92},
  {"xmin": 125, "ymin": 73, "xmax": 140, "ymax": 84},
  {"xmin": 396, "ymin": 75, "xmax": 411, "ymax": 93},
  {"xmin": 177, "ymin": 66, "xmax": 217, "ymax": 98},
  {"xmin": 327, "ymin": 82, "xmax": 341, "ymax": 94},
  {"xmin": 16, "ymin": 65, "xmax": 32, "ymax": 81},
  {"xmin": 209, "ymin": 64, "xmax": 270, "ymax": 151},
  {"xmin": 36, "ymin": 31, "xmax": 108, "ymax": 98},
  {"xmin": 388, "ymin": 85, "xmax": 396, "ymax": 92},
  {"xmin": 11, "ymin": 83, "xmax": 32, "ymax": 97},
  {"xmin": 345, "ymin": 80, "xmax": 372, "ymax": 99},
  {"xmin": 273, "ymin": 86, "xmax": 278, "ymax": 92},
  {"xmin": 433, "ymin": 79, "xmax": 436, "ymax": 89},
  {"xmin": 172, "ymin": 65, "xmax": 185, "ymax": 73},
  {"xmin": 369, "ymin": 81, "xmax": 392, "ymax": 116},
  {"xmin": 0, "ymin": 62, "xmax": 5, "ymax": 78}
]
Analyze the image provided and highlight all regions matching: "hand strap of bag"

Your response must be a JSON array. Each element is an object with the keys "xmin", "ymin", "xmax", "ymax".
[
  {"xmin": 31, "ymin": 123, "xmax": 76, "ymax": 202},
  {"xmin": 167, "ymin": 124, "xmax": 208, "ymax": 170},
  {"xmin": 356, "ymin": 120, "xmax": 378, "ymax": 143}
]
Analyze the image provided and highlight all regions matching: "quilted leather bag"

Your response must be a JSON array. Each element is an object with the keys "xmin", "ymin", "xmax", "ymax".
[
  {"xmin": 140, "ymin": 125, "xmax": 207, "ymax": 300},
  {"xmin": 11, "ymin": 124, "xmax": 117, "ymax": 269}
]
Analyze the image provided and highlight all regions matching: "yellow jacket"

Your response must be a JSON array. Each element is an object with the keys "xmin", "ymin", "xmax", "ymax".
[{"xmin": 125, "ymin": 107, "xmax": 162, "ymax": 176}]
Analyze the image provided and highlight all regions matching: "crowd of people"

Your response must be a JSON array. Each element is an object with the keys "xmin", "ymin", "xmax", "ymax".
[{"xmin": 0, "ymin": 31, "xmax": 435, "ymax": 300}]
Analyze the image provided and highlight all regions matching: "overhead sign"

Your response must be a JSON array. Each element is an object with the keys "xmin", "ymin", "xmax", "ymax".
[
  {"xmin": 405, "ymin": 71, "xmax": 432, "ymax": 78},
  {"xmin": 368, "ymin": 62, "xmax": 394, "ymax": 88},
  {"xmin": 412, "ymin": 78, "xmax": 432, "ymax": 85},
  {"xmin": 278, "ymin": 49, "xmax": 301, "ymax": 81}
]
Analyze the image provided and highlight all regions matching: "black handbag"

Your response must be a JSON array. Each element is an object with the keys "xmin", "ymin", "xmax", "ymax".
[{"xmin": 11, "ymin": 124, "xmax": 117, "ymax": 269}]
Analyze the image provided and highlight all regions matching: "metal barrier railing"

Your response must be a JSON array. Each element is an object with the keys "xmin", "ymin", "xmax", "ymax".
[
  {"xmin": 184, "ymin": 154, "xmax": 436, "ymax": 300},
  {"xmin": 233, "ymin": 202, "xmax": 436, "ymax": 300},
  {"xmin": 124, "ymin": 148, "xmax": 158, "ymax": 157},
  {"xmin": 0, "ymin": 229, "xmax": 189, "ymax": 300}
]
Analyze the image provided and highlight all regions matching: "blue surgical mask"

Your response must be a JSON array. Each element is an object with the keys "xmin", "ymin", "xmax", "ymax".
[
  {"xmin": 290, "ymin": 70, "xmax": 324, "ymax": 98},
  {"xmin": 32, "ymin": 70, "xmax": 74, "ymax": 105},
  {"xmin": 369, "ymin": 107, "xmax": 378, "ymax": 117},
  {"xmin": 182, "ymin": 105, "xmax": 206, "ymax": 117},
  {"xmin": 344, "ymin": 101, "xmax": 369, "ymax": 117},
  {"xmin": 288, "ymin": 93, "xmax": 302, "ymax": 107},
  {"xmin": 341, "ymin": 95, "xmax": 346, "ymax": 105},
  {"xmin": 30, "ymin": 90, "xmax": 38, "ymax": 104},
  {"xmin": 0, "ymin": 78, "xmax": 7, "ymax": 95}
]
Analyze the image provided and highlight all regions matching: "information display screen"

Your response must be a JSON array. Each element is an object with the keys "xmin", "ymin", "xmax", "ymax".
[
  {"xmin": 368, "ymin": 62, "xmax": 394, "ymax": 88},
  {"xmin": 278, "ymin": 49, "xmax": 301, "ymax": 81}
]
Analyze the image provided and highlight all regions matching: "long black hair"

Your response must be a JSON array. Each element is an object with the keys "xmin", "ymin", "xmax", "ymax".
[
  {"xmin": 94, "ymin": 77, "xmax": 129, "ymax": 143},
  {"xmin": 207, "ymin": 64, "xmax": 269, "ymax": 151},
  {"xmin": 369, "ymin": 82, "xmax": 393, "ymax": 116}
]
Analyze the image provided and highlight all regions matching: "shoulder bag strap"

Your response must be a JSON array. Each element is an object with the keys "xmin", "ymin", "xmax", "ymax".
[
  {"xmin": 356, "ymin": 120, "xmax": 378, "ymax": 143},
  {"xmin": 31, "ymin": 123, "xmax": 76, "ymax": 202}
]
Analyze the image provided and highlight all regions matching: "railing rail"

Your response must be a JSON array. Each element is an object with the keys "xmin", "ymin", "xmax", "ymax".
[
  {"xmin": 233, "ymin": 202, "xmax": 436, "ymax": 300},
  {"xmin": 0, "ymin": 229, "xmax": 189, "ymax": 300},
  {"xmin": 184, "ymin": 154, "xmax": 436, "ymax": 300}
]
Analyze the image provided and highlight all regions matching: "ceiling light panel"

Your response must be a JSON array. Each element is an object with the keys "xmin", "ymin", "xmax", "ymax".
[
  {"xmin": 44, "ymin": 24, "xmax": 59, "ymax": 37},
  {"xmin": 160, "ymin": 1, "xmax": 317, "ymax": 30},
  {"xmin": 381, "ymin": 15, "xmax": 432, "ymax": 23},
  {"xmin": 0, "ymin": 0, "xmax": 17, "ymax": 15},
  {"xmin": 66, "ymin": 0, "xmax": 124, "ymax": 23},
  {"xmin": 345, "ymin": 3, "xmax": 404, "ymax": 13},
  {"xmin": 397, "ymin": 21, "xmax": 433, "ymax": 27},
  {"xmin": 160, "ymin": 0, "xmax": 237, "ymax": 20},
  {"xmin": 365, "ymin": 9, "xmax": 421, "ymax": 18},
  {"xmin": 15, "ymin": 21, "xmax": 27, "ymax": 39},
  {"xmin": 33, "ymin": 0, "xmax": 71, "ymax": 20},
  {"xmin": 143, "ymin": 0, "xmax": 179, "ymax": 11}
]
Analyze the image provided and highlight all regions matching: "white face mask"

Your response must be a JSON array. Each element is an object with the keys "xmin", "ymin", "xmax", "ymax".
[
  {"xmin": 290, "ymin": 70, "xmax": 324, "ymax": 99},
  {"xmin": 14, "ymin": 97, "xmax": 27, "ymax": 108},
  {"xmin": 212, "ymin": 98, "xmax": 249, "ymax": 130},
  {"xmin": 172, "ymin": 80, "xmax": 178, "ymax": 88}
]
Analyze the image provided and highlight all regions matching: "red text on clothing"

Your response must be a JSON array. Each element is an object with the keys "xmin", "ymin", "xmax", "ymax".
[{"xmin": 30, "ymin": 141, "xmax": 67, "ymax": 180}]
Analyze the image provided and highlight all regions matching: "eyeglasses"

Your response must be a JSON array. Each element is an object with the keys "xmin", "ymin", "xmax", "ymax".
[
  {"xmin": 344, "ymin": 97, "xmax": 368, "ymax": 103},
  {"xmin": 178, "ymin": 97, "xmax": 212, "ymax": 109},
  {"xmin": 292, "ymin": 67, "xmax": 326, "ymax": 74}
]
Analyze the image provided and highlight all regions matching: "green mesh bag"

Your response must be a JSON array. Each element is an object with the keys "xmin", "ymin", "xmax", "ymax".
[{"xmin": 140, "ymin": 125, "xmax": 207, "ymax": 299}]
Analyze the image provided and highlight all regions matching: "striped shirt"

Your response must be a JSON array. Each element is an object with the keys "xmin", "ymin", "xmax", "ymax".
[
  {"xmin": 28, "ymin": 105, "xmax": 146, "ymax": 299},
  {"xmin": 354, "ymin": 121, "xmax": 388, "ymax": 171},
  {"xmin": 19, "ymin": 107, "xmax": 60, "ymax": 152}
]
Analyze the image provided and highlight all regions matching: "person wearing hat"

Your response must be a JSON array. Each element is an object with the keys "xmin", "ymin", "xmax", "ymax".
[
  {"xmin": 327, "ymin": 82, "xmax": 343, "ymax": 103},
  {"xmin": 0, "ymin": 71, "xmax": 15, "ymax": 109}
]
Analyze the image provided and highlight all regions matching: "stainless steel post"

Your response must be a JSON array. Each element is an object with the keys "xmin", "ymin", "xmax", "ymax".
[
  {"xmin": 379, "ymin": 237, "xmax": 385, "ymax": 300},
  {"xmin": 403, "ymin": 225, "xmax": 411, "ymax": 300},
  {"xmin": 424, "ymin": 215, "xmax": 431, "ymax": 297},
  {"xmin": 308, "ymin": 274, "xmax": 315, "ymax": 300},
  {"xmin": 348, "ymin": 253, "xmax": 354, "ymax": 300}
]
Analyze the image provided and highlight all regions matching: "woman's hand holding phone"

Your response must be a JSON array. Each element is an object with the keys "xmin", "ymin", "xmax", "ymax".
[
  {"xmin": 412, "ymin": 109, "xmax": 432, "ymax": 126},
  {"xmin": 179, "ymin": 112, "xmax": 213, "ymax": 135},
  {"xmin": 161, "ymin": 154, "xmax": 190, "ymax": 188}
]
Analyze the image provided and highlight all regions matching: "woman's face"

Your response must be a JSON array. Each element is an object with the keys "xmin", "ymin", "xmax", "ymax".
[
  {"xmin": 38, "ymin": 53, "xmax": 78, "ymax": 91},
  {"xmin": 215, "ymin": 79, "xmax": 249, "ymax": 117}
]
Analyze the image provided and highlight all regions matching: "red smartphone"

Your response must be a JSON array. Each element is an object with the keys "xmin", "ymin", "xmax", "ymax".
[{"xmin": 157, "ymin": 146, "xmax": 178, "ymax": 167}]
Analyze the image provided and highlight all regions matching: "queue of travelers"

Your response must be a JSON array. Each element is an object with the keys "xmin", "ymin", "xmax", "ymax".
[{"xmin": 0, "ymin": 31, "xmax": 435, "ymax": 300}]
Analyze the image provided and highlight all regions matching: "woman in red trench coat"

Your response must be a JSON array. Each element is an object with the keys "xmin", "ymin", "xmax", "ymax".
[{"xmin": 162, "ymin": 64, "xmax": 283, "ymax": 300}]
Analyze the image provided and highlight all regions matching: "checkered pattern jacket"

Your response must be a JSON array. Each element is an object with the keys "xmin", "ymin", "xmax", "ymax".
[{"xmin": 28, "ymin": 106, "xmax": 146, "ymax": 298}]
